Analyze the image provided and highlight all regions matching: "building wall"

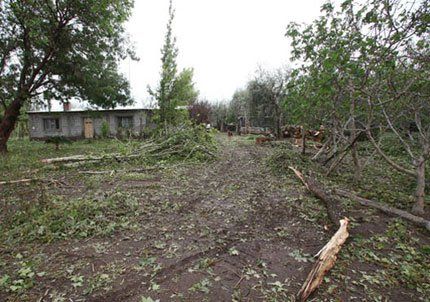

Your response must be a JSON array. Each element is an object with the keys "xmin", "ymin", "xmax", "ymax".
[{"xmin": 28, "ymin": 110, "xmax": 153, "ymax": 139}]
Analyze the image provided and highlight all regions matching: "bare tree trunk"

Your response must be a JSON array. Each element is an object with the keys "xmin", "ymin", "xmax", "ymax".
[
  {"xmin": 349, "ymin": 95, "xmax": 361, "ymax": 181},
  {"xmin": 412, "ymin": 156, "xmax": 426, "ymax": 215},
  {"xmin": 302, "ymin": 127, "xmax": 306, "ymax": 155},
  {"xmin": 0, "ymin": 97, "xmax": 23, "ymax": 154}
]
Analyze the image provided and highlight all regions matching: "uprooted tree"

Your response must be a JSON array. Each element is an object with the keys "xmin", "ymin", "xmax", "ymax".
[{"xmin": 0, "ymin": 0, "xmax": 136, "ymax": 154}]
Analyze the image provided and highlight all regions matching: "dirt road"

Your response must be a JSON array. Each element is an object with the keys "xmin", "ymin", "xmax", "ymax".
[
  {"xmin": 66, "ymin": 136, "xmax": 325, "ymax": 301},
  {"xmin": 4, "ymin": 135, "xmax": 426, "ymax": 302}
]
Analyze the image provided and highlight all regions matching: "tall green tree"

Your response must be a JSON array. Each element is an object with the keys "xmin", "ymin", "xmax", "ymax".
[
  {"xmin": 149, "ymin": 0, "xmax": 197, "ymax": 135},
  {"xmin": 0, "ymin": 0, "xmax": 135, "ymax": 153}
]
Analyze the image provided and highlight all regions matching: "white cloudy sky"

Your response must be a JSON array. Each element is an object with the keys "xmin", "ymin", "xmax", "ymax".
[{"xmin": 120, "ymin": 0, "xmax": 326, "ymax": 107}]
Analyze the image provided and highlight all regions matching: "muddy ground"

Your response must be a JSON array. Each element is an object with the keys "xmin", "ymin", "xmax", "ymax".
[{"xmin": 1, "ymin": 135, "xmax": 429, "ymax": 301}]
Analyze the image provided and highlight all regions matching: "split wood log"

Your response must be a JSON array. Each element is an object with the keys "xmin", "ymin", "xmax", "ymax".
[
  {"xmin": 335, "ymin": 189, "xmax": 430, "ymax": 232},
  {"xmin": 0, "ymin": 178, "xmax": 39, "ymax": 186},
  {"xmin": 297, "ymin": 218, "xmax": 349, "ymax": 302},
  {"xmin": 289, "ymin": 167, "xmax": 344, "ymax": 227}
]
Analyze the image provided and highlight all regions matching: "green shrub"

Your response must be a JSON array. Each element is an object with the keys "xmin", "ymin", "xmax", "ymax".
[{"xmin": 101, "ymin": 120, "xmax": 110, "ymax": 138}]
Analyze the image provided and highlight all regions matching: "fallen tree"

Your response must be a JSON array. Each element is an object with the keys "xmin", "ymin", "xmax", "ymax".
[
  {"xmin": 335, "ymin": 189, "xmax": 430, "ymax": 232},
  {"xmin": 289, "ymin": 166, "xmax": 345, "ymax": 227},
  {"xmin": 297, "ymin": 218, "xmax": 350, "ymax": 301}
]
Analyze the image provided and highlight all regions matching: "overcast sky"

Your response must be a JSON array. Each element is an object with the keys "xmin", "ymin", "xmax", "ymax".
[{"xmin": 120, "ymin": 0, "xmax": 326, "ymax": 107}]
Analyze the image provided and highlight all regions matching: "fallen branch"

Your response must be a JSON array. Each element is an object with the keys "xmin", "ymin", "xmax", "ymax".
[
  {"xmin": 41, "ymin": 154, "xmax": 100, "ymax": 164},
  {"xmin": 289, "ymin": 167, "xmax": 344, "ymax": 227},
  {"xmin": 0, "ymin": 178, "xmax": 39, "ymax": 186},
  {"xmin": 78, "ymin": 170, "xmax": 116, "ymax": 175},
  {"xmin": 335, "ymin": 189, "xmax": 430, "ymax": 232},
  {"xmin": 297, "ymin": 218, "xmax": 349, "ymax": 302},
  {"xmin": 42, "ymin": 153, "xmax": 141, "ymax": 165},
  {"xmin": 78, "ymin": 167, "xmax": 158, "ymax": 175},
  {"xmin": 322, "ymin": 133, "xmax": 361, "ymax": 167}
]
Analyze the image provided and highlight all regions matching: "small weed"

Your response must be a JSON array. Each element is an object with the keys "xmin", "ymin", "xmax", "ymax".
[{"xmin": 189, "ymin": 278, "xmax": 211, "ymax": 294}]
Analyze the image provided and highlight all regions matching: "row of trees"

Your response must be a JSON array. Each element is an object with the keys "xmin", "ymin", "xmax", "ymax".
[{"xmin": 285, "ymin": 0, "xmax": 429, "ymax": 215}]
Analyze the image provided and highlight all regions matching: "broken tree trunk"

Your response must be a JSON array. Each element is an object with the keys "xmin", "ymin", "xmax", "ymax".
[
  {"xmin": 289, "ymin": 167, "xmax": 344, "ymax": 227},
  {"xmin": 335, "ymin": 189, "xmax": 430, "ymax": 232},
  {"xmin": 297, "ymin": 218, "xmax": 349, "ymax": 302}
]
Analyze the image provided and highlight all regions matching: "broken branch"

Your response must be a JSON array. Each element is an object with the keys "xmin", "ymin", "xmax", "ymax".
[
  {"xmin": 297, "ymin": 218, "xmax": 349, "ymax": 302},
  {"xmin": 289, "ymin": 167, "xmax": 344, "ymax": 227},
  {"xmin": 335, "ymin": 189, "xmax": 430, "ymax": 232},
  {"xmin": 0, "ymin": 178, "xmax": 39, "ymax": 186}
]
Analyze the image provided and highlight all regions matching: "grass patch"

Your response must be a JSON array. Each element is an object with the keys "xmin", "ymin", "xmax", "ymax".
[
  {"xmin": 0, "ymin": 138, "xmax": 124, "ymax": 181},
  {"xmin": 1, "ymin": 191, "xmax": 141, "ymax": 244}
]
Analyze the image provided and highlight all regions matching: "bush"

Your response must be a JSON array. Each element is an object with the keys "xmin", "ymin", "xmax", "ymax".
[{"xmin": 101, "ymin": 120, "xmax": 110, "ymax": 138}]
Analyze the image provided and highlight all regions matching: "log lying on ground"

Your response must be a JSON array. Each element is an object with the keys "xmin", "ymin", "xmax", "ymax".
[
  {"xmin": 0, "ymin": 178, "xmax": 39, "ymax": 186},
  {"xmin": 335, "ymin": 189, "xmax": 430, "ymax": 232},
  {"xmin": 289, "ymin": 167, "xmax": 344, "ymax": 227},
  {"xmin": 78, "ymin": 167, "xmax": 158, "ymax": 175},
  {"xmin": 297, "ymin": 218, "xmax": 349, "ymax": 302},
  {"xmin": 41, "ymin": 153, "xmax": 141, "ymax": 164},
  {"xmin": 41, "ymin": 154, "xmax": 100, "ymax": 164}
]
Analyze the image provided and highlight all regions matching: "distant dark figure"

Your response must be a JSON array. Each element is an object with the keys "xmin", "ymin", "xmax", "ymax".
[{"xmin": 227, "ymin": 130, "xmax": 233, "ymax": 138}]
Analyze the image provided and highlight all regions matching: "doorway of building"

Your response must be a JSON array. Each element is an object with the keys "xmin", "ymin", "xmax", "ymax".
[{"xmin": 84, "ymin": 118, "xmax": 94, "ymax": 139}]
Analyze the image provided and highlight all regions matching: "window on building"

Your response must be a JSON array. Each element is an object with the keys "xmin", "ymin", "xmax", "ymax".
[
  {"xmin": 43, "ymin": 118, "xmax": 60, "ymax": 131},
  {"xmin": 118, "ymin": 116, "xmax": 133, "ymax": 129}
]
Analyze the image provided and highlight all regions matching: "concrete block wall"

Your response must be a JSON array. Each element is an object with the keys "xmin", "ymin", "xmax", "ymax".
[{"xmin": 28, "ymin": 110, "xmax": 154, "ymax": 139}]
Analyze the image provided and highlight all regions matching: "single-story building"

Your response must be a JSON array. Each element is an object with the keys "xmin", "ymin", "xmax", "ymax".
[{"xmin": 28, "ymin": 106, "xmax": 155, "ymax": 140}]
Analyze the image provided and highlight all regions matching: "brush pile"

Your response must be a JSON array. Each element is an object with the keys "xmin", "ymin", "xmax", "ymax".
[
  {"xmin": 143, "ymin": 125, "xmax": 218, "ymax": 163},
  {"xmin": 41, "ymin": 125, "xmax": 218, "ymax": 167}
]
